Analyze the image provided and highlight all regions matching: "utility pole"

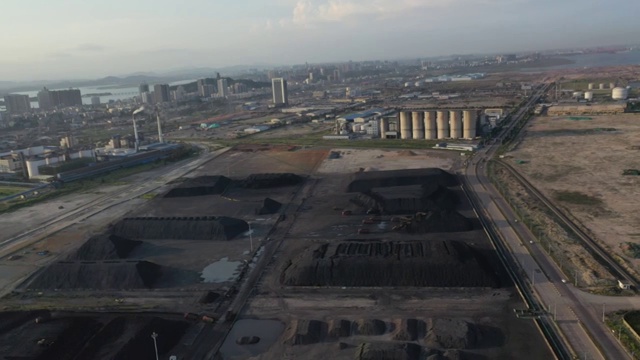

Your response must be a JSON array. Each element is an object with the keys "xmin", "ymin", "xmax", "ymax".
[
  {"xmin": 151, "ymin": 332, "xmax": 159, "ymax": 360},
  {"xmin": 602, "ymin": 303, "xmax": 605, "ymax": 323},
  {"xmin": 248, "ymin": 222, "xmax": 253, "ymax": 252}
]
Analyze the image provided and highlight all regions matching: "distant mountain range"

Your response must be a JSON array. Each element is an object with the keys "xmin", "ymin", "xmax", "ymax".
[{"xmin": 0, "ymin": 64, "xmax": 274, "ymax": 95}]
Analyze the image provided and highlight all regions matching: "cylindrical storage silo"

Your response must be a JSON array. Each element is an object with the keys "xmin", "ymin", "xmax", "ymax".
[
  {"xmin": 584, "ymin": 91, "xmax": 593, "ymax": 101},
  {"xmin": 436, "ymin": 111, "xmax": 449, "ymax": 139},
  {"xmin": 424, "ymin": 111, "xmax": 436, "ymax": 140},
  {"xmin": 612, "ymin": 87, "xmax": 629, "ymax": 100},
  {"xmin": 412, "ymin": 112, "xmax": 424, "ymax": 139},
  {"xmin": 449, "ymin": 110, "xmax": 462, "ymax": 139},
  {"xmin": 380, "ymin": 118, "xmax": 387, "ymax": 139},
  {"xmin": 463, "ymin": 110, "xmax": 477, "ymax": 139},
  {"xmin": 599, "ymin": 83, "xmax": 605, "ymax": 90},
  {"xmin": 588, "ymin": 83, "xmax": 594, "ymax": 90},
  {"xmin": 400, "ymin": 111, "xmax": 412, "ymax": 139}
]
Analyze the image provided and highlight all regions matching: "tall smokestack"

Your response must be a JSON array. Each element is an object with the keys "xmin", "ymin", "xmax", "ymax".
[
  {"xmin": 157, "ymin": 112, "xmax": 164, "ymax": 143},
  {"xmin": 132, "ymin": 106, "xmax": 145, "ymax": 152}
]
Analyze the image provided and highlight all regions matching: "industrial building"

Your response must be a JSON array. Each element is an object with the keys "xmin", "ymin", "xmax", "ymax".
[{"xmin": 381, "ymin": 110, "xmax": 479, "ymax": 140}]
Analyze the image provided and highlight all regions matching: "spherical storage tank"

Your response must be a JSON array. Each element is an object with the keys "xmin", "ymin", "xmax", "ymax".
[
  {"xmin": 612, "ymin": 87, "xmax": 629, "ymax": 100},
  {"xmin": 584, "ymin": 91, "xmax": 593, "ymax": 101}
]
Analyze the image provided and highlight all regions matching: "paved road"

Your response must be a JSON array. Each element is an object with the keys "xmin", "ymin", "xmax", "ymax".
[
  {"xmin": 464, "ymin": 85, "xmax": 632, "ymax": 359},
  {"xmin": 0, "ymin": 146, "xmax": 230, "ymax": 259}
]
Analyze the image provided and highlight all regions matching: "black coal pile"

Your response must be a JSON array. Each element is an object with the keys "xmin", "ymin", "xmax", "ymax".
[
  {"xmin": 355, "ymin": 342, "xmax": 423, "ymax": 360},
  {"xmin": 347, "ymin": 169, "xmax": 458, "ymax": 193},
  {"xmin": 257, "ymin": 197, "xmax": 282, "ymax": 215},
  {"xmin": 111, "ymin": 216, "xmax": 248, "ymax": 241},
  {"xmin": 398, "ymin": 210, "xmax": 473, "ymax": 233},
  {"xmin": 353, "ymin": 184, "xmax": 460, "ymax": 215},
  {"xmin": 67, "ymin": 234, "xmax": 142, "ymax": 260},
  {"xmin": 425, "ymin": 319, "xmax": 503, "ymax": 350},
  {"xmin": 281, "ymin": 241, "xmax": 500, "ymax": 287},
  {"xmin": 27, "ymin": 261, "xmax": 162, "ymax": 290},
  {"xmin": 283, "ymin": 319, "xmax": 327, "ymax": 345},
  {"xmin": 236, "ymin": 173, "xmax": 304, "ymax": 189},
  {"xmin": 76, "ymin": 316, "xmax": 189, "ymax": 360},
  {"xmin": 164, "ymin": 175, "xmax": 231, "ymax": 197}
]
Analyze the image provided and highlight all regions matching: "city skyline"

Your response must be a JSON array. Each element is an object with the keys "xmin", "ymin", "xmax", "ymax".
[{"xmin": 2, "ymin": 0, "xmax": 640, "ymax": 81}]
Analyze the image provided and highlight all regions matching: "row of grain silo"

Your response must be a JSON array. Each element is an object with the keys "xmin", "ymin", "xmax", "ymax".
[{"xmin": 390, "ymin": 110, "xmax": 478, "ymax": 140}]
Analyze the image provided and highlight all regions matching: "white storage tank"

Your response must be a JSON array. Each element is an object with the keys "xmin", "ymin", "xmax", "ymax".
[
  {"xmin": 436, "ymin": 111, "xmax": 449, "ymax": 139},
  {"xmin": 599, "ymin": 83, "xmax": 605, "ymax": 90},
  {"xmin": 449, "ymin": 110, "xmax": 462, "ymax": 139},
  {"xmin": 424, "ymin": 111, "xmax": 436, "ymax": 140},
  {"xmin": 572, "ymin": 91, "xmax": 583, "ymax": 99},
  {"xmin": 588, "ymin": 83, "xmax": 594, "ymax": 90},
  {"xmin": 400, "ymin": 112, "xmax": 412, "ymax": 139},
  {"xmin": 584, "ymin": 91, "xmax": 593, "ymax": 101},
  {"xmin": 463, "ymin": 110, "xmax": 477, "ymax": 139},
  {"xmin": 412, "ymin": 112, "xmax": 424, "ymax": 139},
  {"xmin": 612, "ymin": 87, "xmax": 629, "ymax": 100},
  {"xmin": 380, "ymin": 118, "xmax": 387, "ymax": 139}
]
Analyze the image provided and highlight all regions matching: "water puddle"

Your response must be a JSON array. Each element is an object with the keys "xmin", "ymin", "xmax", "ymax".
[
  {"xmin": 201, "ymin": 257, "xmax": 242, "ymax": 283},
  {"xmin": 220, "ymin": 319, "xmax": 285, "ymax": 360}
]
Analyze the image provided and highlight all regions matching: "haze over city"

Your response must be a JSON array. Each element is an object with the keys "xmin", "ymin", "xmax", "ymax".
[{"xmin": 2, "ymin": 0, "xmax": 640, "ymax": 81}]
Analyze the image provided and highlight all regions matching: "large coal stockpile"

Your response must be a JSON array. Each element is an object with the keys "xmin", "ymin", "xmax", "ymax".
[
  {"xmin": 400, "ymin": 210, "xmax": 473, "ymax": 233},
  {"xmin": 282, "ymin": 241, "xmax": 500, "ymax": 287},
  {"xmin": 27, "ymin": 261, "xmax": 162, "ymax": 290},
  {"xmin": 67, "ymin": 234, "xmax": 142, "ymax": 260},
  {"xmin": 257, "ymin": 197, "xmax": 282, "ymax": 215},
  {"xmin": 354, "ymin": 184, "xmax": 460, "ymax": 215},
  {"xmin": 112, "ymin": 216, "xmax": 248, "ymax": 240},
  {"xmin": 236, "ymin": 173, "xmax": 304, "ymax": 189},
  {"xmin": 356, "ymin": 343, "xmax": 422, "ymax": 360},
  {"xmin": 347, "ymin": 169, "xmax": 458, "ymax": 193},
  {"xmin": 164, "ymin": 175, "xmax": 231, "ymax": 197}
]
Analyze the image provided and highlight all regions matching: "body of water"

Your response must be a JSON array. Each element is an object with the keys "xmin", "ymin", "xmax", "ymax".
[
  {"xmin": 530, "ymin": 51, "xmax": 640, "ymax": 71},
  {"xmin": 15, "ymin": 78, "xmax": 195, "ymax": 108}
]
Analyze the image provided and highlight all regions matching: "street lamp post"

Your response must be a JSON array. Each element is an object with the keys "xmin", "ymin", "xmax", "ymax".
[
  {"xmin": 248, "ymin": 222, "xmax": 253, "ymax": 252},
  {"xmin": 151, "ymin": 332, "xmax": 159, "ymax": 360}
]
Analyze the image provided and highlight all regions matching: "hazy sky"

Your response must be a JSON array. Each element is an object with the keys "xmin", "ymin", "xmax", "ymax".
[{"xmin": 1, "ymin": 0, "xmax": 639, "ymax": 81}]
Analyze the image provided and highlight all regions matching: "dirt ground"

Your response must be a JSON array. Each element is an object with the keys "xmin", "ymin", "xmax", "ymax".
[
  {"xmin": 0, "ymin": 146, "xmax": 554, "ymax": 359},
  {"xmin": 508, "ymin": 114, "xmax": 640, "ymax": 280},
  {"xmin": 232, "ymin": 150, "xmax": 552, "ymax": 360}
]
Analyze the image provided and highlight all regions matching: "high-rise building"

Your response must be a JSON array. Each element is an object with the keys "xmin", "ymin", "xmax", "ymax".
[
  {"xmin": 53, "ymin": 89, "xmax": 82, "ymax": 107},
  {"xmin": 139, "ymin": 83, "xmax": 149, "ymax": 95},
  {"xmin": 272, "ymin": 78, "xmax": 288, "ymax": 106},
  {"xmin": 3, "ymin": 94, "xmax": 31, "ymax": 114},
  {"xmin": 333, "ymin": 69, "xmax": 341, "ymax": 81},
  {"xmin": 153, "ymin": 84, "xmax": 170, "ymax": 103},
  {"xmin": 197, "ymin": 79, "xmax": 207, "ymax": 97},
  {"xmin": 38, "ymin": 88, "xmax": 82, "ymax": 109},
  {"xmin": 233, "ymin": 83, "xmax": 247, "ymax": 94},
  {"xmin": 91, "ymin": 96, "xmax": 100, "ymax": 106},
  {"xmin": 217, "ymin": 79, "xmax": 229, "ymax": 97},
  {"xmin": 37, "ymin": 88, "xmax": 53, "ymax": 110},
  {"xmin": 141, "ymin": 92, "xmax": 154, "ymax": 104}
]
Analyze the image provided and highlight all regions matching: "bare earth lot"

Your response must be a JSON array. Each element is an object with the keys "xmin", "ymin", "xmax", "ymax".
[{"xmin": 509, "ymin": 114, "xmax": 640, "ymax": 276}]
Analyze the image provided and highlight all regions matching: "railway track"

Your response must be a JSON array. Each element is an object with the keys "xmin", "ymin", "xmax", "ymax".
[
  {"xmin": 496, "ymin": 159, "xmax": 637, "ymax": 289},
  {"xmin": 461, "ymin": 170, "xmax": 571, "ymax": 360}
]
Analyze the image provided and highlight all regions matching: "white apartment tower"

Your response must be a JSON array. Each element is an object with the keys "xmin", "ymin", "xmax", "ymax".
[{"xmin": 272, "ymin": 78, "xmax": 288, "ymax": 106}]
